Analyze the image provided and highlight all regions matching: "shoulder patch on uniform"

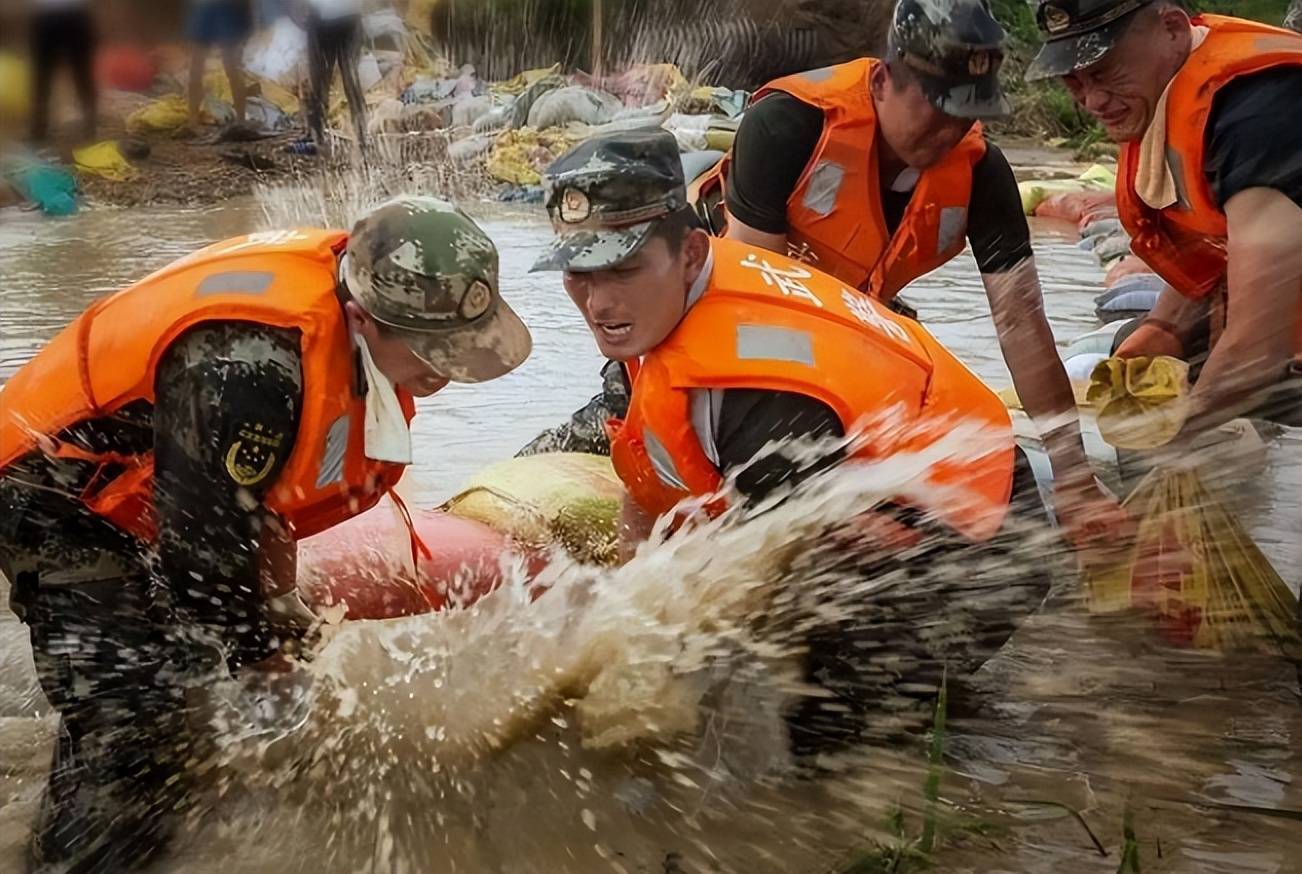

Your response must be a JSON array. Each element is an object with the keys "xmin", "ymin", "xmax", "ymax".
[{"xmin": 224, "ymin": 423, "xmax": 285, "ymax": 487}]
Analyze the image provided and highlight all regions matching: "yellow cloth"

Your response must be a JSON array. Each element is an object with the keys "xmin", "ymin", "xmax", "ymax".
[
  {"xmin": 1087, "ymin": 355, "xmax": 1191, "ymax": 449},
  {"xmin": 1135, "ymin": 26, "xmax": 1209, "ymax": 209},
  {"xmin": 0, "ymin": 53, "xmax": 29, "ymax": 120},
  {"xmin": 126, "ymin": 95, "xmax": 194, "ymax": 134},
  {"xmin": 73, "ymin": 142, "xmax": 138, "ymax": 182},
  {"xmin": 491, "ymin": 64, "xmax": 562, "ymax": 97},
  {"xmin": 486, "ymin": 128, "xmax": 577, "ymax": 186}
]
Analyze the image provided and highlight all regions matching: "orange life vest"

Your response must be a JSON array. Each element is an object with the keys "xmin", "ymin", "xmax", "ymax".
[
  {"xmin": 607, "ymin": 238, "xmax": 1015, "ymax": 543},
  {"xmin": 0, "ymin": 228, "xmax": 415, "ymax": 544},
  {"xmin": 693, "ymin": 58, "xmax": 987, "ymax": 304},
  {"xmin": 1116, "ymin": 15, "xmax": 1302, "ymax": 351}
]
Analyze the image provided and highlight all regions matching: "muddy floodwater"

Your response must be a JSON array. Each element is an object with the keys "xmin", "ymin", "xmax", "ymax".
[{"xmin": 1, "ymin": 189, "xmax": 1300, "ymax": 874}]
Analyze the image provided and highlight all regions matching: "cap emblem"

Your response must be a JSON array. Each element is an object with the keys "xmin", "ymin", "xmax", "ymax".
[
  {"xmin": 460, "ymin": 280, "xmax": 492, "ymax": 320},
  {"xmin": 559, "ymin": 188, "xmax": 591, "ymax": 224},
  {"xmin": 1043, "ymin": 3, "xmax": 1072, "ymax": 34},
  {"xmin": 968, "ymin": 51, "xmax": 993, "ymax": 75}
]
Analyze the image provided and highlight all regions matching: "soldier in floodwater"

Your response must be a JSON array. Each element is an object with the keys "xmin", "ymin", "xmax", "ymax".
[{"xmin": 0, "ymin": 199, "xmax": 531, "ymax": 873}]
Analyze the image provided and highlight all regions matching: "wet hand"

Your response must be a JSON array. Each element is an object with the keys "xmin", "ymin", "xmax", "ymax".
[{"xmin": 1053, "ymin": 476, "xmax": 1132, "ymax": 555}]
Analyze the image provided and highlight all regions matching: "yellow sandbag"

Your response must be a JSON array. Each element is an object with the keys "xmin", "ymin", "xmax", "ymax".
[
  {"xmin": 126, "ymin": 95, "xmax": 193, "ymax": 134},
  {"xmin": 259, "ymin": 78, "xmax": 300, "ymax": 115},
  {"xmin": 0, "ymin": 53, "xmax": 29, "ymax": 120},
  {"xmin": 705, "ymin": 128, "xmax": 736, "ymax": 151},
  {"xmin": 1084, "ymin": 466, "xmax": 1300, "ymax": 655},
  {"xmin": 1018, "ymin": 163, "xmax": 1119, "ymax": 216},
  {"xmin": 491, "ymin": 64, "xmax": 561, "ymax": 96},
  {"xmin": 442, "ymin": 453, "xmax": 625, "ymax": 564},
  {"xmin": 1088, "ymin": 355, "xmax": 1190, "ymax": 449},
  {"xmin": 486, "ymin": 128, "xmax": 576, "ymax": 186},
  {"xmin": 73, "ymin": 141, "xmax": 138, "ymax": 182}
]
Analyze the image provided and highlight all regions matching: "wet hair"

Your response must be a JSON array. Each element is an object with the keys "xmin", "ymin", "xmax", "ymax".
[{"xmin": 648, "ymin": 207, "xmax": 703, "ymax": 254}]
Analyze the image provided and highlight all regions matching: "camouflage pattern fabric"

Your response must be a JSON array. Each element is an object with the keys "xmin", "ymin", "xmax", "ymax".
[
  {"xmin": 888, "ymin": 0, "xmax": 1012, "ymax": 118},
  {"xmin": 1026, "ymin": 0, "xmax": 1154, "ymax": 82},
  {"xmin": 345, "ymin": 195, "xmax": 532, "ymax": 383},
  {"xmin": 517, "ymin": 361, "xmax": 631, "ymax": 457},
  {"xmin": 532, "ymin": 130, "xmax": 688, "ymax": 273}
]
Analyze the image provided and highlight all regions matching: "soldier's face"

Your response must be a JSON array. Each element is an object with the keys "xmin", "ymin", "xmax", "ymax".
[
  {"xmin": 347, "ymin": 303, "xmax": 450, "ymax": 397},
  {"xmin": 1059, "ymin": 9, "xmax": 1189, "ymax": 143},
  {"xmin": 563, "ymin": 235, "xmax": 698, "ymax": 361},
  {"xmin": 874, "ymin": 67, "xmax": 974, "ymax": 170}
]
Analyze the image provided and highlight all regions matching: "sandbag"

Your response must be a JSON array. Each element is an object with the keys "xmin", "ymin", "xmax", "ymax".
[
  {"xmin": 486, "ymin": 128, "xmax": 576, "ymax": 186},
  {"xmin": 443, "ymin": 453, "xmax": 625, "ymax": 564},
  {"xmin": 297, "ymin": 502, "xmax": 546, "ymax": 621},
  {"xmin": 1095, "ymin": 273, "xmax": 1165, "ymax": 322},
  {"xmin": 1034, "ymin": 190, "xmax": 1117, "ymax": 224},
  {"xmin": 1092, "ymin": 232, "xmax": 1132, "ymax": 263},
  {"xmin": 1062, "ymin": 321, "xmax": 1127, "ymax": 359},
  {"xmin": 664, "ymin": 112, "xmax": 712, "ymax": 151},
  {"xmin": 1104, "ymin": 255, "xmax": 1153, "ymax": 287},
  {"xmin": 448, "ymin": 132, "xmax": 496, "ymax": 162},
  {"xmin": 126, "ymin": 95, "xmax": 192, "ymax": 135},
  {"xmin": 527, "ymin": 86, "xmax": 622, "ymax": 130},
  {"xmin": 1018, "ymin": 164, "xmax": 1117, "ymax": 216},
  {"xmin": 1083, "ymin": 465, "xmax": 1301, "ymax": 655},
  {"xmin": 451, "ymin": 94, "xmax": 495, "ymax": 128},
  {"xmin": 491, "ymin": 64, "xmax": 562, "ymax": 96},
  {"xmin": 73, "ymin": 141, "xmax": 138, "ymax": 182}
]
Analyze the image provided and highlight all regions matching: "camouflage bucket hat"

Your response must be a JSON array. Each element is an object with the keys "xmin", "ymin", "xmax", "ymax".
[
  {"xmin": 532, "ymin": 130, "xmax": 688, "ymax": 273},
  {"xmin": 345, "ymin": 196, "xmax": 532, "ymax": 384}
]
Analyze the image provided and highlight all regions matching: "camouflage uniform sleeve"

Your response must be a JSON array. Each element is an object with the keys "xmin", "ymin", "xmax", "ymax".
[
  {"xmin": 516, "ymin": 360, "xmax": 630, "ymax": 457},
  {"xmin": 152, "ymin": 322, "xmax": 303, "ymax": 668}
]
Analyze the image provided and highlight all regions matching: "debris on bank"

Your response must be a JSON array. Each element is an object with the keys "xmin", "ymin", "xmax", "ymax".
[{"xmin": 0, "ymin": 11, "xmax": 749, "ymax": 212}]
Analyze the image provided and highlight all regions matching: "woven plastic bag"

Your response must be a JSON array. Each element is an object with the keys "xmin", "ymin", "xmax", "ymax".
[{"xmin": 1085, "ymin": 465, "xmax": 1300, "ymax": 654}]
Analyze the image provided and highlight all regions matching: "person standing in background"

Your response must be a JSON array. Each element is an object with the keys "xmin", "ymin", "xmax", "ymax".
[
  {"xmin": 186, "ymin": 0, "xmax": 252, "ymax": 130},
  {"xmin": 28, "ymin": 0, "xmax": 97, "ymax": 144},
  {"xmin": 293, "ymin": 0, "xmax": 368, "ymax": 152}
]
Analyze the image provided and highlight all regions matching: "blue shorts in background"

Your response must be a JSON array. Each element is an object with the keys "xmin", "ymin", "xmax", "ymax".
[{"xmin": 187, "ymin": 0, "xmax": 254, "ymax": 47}]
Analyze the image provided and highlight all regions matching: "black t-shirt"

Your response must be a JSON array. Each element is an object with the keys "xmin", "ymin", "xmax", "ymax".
[
  {"xmin": 1204, "ymin": 67, "xmax": 1302, "ymax": 209},
  {"xmin": 570, "ymin": 364, "xmax": 845, "ymax": 504},
  {"xmin": 725, "ymin": 91, "xmax": 1033, "ymax": 275}
]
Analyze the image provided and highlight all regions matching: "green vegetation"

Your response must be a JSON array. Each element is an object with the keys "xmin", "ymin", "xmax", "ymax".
[{"xmin": 836, "ymin": 673, "xmax": 967, "ymax": 874}]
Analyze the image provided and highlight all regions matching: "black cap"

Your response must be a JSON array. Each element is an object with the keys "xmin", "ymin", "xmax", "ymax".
[
  {"xmin": 889, "ymin": 0, "xmax": 1012, "ymax": 119},
  {"xmin": 1026, "ymin": 0, "xmax": 1154, "ymax": 81},
  {"xmin": 532, "ymin": 130, "xmax": 688, "ymax": 273}
]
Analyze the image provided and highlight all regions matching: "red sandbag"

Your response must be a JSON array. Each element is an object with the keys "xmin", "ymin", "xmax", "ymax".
[
  {"xmin": 298, "ymin": 503, "xmax": 547, "ymax": 621},
  {"xmin": 1077, "ymin": 207, "xmax": 1119, "ymax": 235},
  {"xmin": 96, "ymin": 46, "xmax": 157, "ymax": 93},
  {"xmin": 1034, "ymin": 190, "xmax": 1117, "ymax": 224},
  {"xmin": 1104, "ymin": 255, "xmax": 1154, "ymax": 287}
]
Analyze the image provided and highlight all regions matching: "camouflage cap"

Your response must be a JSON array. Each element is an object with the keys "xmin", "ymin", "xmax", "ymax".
[
  {"xmin": 345, "ymin": 196, "xmax": 531, "ymax": 384},
  {"xmin": 889, "ymin": 0, "xmax": 1012, "ymax": 119},
  {"xmin": 531, "ymin": 130, "xmax": 687, "ymax": 273},
  {"xmin": 1025, "ymin": 0, "xmax": 1154, "ymax": 82}
]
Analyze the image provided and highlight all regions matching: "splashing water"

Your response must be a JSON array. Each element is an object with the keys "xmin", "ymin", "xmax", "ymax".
[{"xmin": 172, "ymin": 424, "xmax": 1058, "ymax": 874}]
